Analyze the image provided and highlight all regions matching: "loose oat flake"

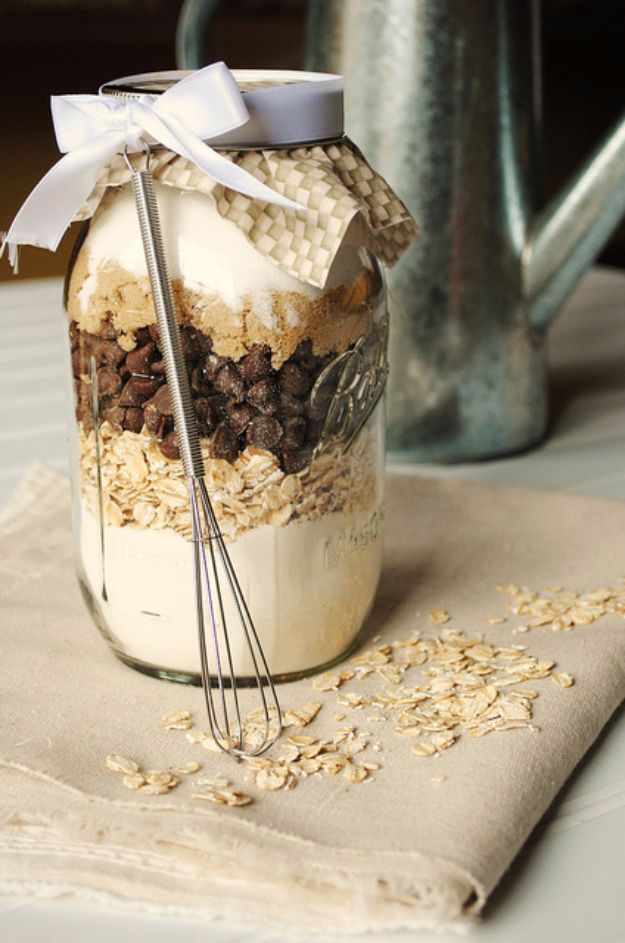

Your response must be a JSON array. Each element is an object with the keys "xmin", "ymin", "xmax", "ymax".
[
  {"xmin": 105, "ymin": 754, "xmax": 140, "ymax": 775},
  {"xmin": 256, "ymin": 768, "xmax": 291, "ymax": 791},
  {"xmin": 104, "ymin": 595, "xmax": 580, "ymax": 802},
  {"xmin": 498, "ymin": 580, "xmax": 625, "ymax": 633},
  {"xmin": 412, "ymin": 742, "xmax": 437, "ymax": 757},
  {"xmin": 283, "ymin": 702, "xmax": 322, "ymax": 727},
  {"xmin": 313, "ymin": 672, "xmax": 343, "ymax": 692},
  {"xmin": 106, "ymin": 754, "xmax": 182, "ymax": 796},
  {"xmin": 139, "ymin": 782, "xmax": 172, "ymax": 796},
  {"xmin": 299, "ymin": 625, "xmax": 577, "ymax": 768},
  {"xmin": 192, "ymin": 788, "xmax": 253, "ymax": 807},
  {"xmin": 171, "ymin": 761, "xmax": 202, "ymax": 775},
  {"xmin": 429, "ymin": 609, "xmax": 451, "ymax": 625},
  {"xmin": 145, "ymin": 770, "xmax": 178, "ymax": 786},
  {"xmin": 344, "ymin": 763, "xmax": 368, "ymax": 784},
  {"xmin": 162, "ymin": 708, "xmax": 193, "ymax": 730}
]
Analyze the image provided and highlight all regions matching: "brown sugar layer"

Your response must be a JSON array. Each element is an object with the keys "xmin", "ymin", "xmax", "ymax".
[
  {"xmin": 67, "ymin": 251, "xmax": 378, "ymax": 368},
  {"xmin": 71, "ymin": 318, "xmax": 361, "ymax": 475}
]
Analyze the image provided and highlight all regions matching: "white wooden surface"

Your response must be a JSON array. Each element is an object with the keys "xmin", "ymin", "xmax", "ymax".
[{"xmin": 1, "ymin": 268, "xmax": 625, "ymax": 942}]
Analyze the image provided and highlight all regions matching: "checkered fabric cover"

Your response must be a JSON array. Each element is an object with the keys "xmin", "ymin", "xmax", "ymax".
[{"xmin": 76, "ymin": 139, "xmax": 418, "ymax": 289}]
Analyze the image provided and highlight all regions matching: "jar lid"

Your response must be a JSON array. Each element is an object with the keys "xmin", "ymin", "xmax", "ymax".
[{"xmin": 100, "ymin": 69, "xmax": 344, "ymax": 149}]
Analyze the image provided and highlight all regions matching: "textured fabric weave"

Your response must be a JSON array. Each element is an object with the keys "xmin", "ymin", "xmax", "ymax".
[
  {"xmin": 1, "ymin": 466, "xmax": 624, "ymax": 933},
  {"xmin": 75, "ymin": 140, "xmax": 418, "ymax": 289}
]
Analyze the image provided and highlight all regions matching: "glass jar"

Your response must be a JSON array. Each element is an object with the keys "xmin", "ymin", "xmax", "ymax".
[{"xmin": 62, "ymin": 71, "xmax": 395, "ymax": 683}]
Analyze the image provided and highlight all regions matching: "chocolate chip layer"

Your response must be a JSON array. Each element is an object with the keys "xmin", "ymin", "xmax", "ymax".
[{"xmin": 70, "ymin": 317, "xmax": 336, "ymax": 470}]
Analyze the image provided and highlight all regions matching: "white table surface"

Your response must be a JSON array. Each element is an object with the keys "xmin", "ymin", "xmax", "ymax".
[{"xmin": 1, "ymin": 268, "xmax": 625, "ymax": 942}]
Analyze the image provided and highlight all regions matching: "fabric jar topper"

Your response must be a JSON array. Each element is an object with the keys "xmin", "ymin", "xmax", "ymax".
[{"xmin": 1, "ymin": 62, "xmax": 320, "ymax": 271}]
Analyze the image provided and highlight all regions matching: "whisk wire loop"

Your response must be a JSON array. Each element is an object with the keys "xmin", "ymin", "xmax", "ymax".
[
  {"xmin": 128, "ymin": 151, "xmax": 282, "ymax": 758},
  {"xmin": 197, "ymin": 480, "xmax": 281, "ymax": 751},
  {"xmin": 190, "ymin": 479, "xmax": 235, "ymax": 750}
]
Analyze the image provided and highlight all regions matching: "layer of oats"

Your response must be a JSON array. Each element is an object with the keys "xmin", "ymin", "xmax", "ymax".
[{"xmin": 78, "ymin": 421, "xmax": 378, "ymax": 542}]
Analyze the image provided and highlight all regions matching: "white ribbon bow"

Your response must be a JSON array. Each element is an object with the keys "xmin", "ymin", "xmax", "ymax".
[{"xmin": 1, "ymin": 62, "xmax": 302, "ymax": 270}]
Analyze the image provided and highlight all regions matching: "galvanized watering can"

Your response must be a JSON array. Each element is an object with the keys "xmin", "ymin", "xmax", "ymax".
[
  {"xmin": 178, "ymin": 0, "xmax": 625, "ymax": 462},
  {"xmin": 306, "ymin": 0, "xmax": 625, "ymax": 461}
]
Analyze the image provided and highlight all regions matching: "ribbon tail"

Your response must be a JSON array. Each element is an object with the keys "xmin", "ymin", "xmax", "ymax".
[
  {"xmin": 0, "ymin": 232, "xmax": 20, "ymax": 273},
  {"xmin": 139, "ymin": 106, "xmax": 306, "ymax": 212},
  {"xmin": 1, "ymin": 130, "xmax": 124, "ymax": 271}
]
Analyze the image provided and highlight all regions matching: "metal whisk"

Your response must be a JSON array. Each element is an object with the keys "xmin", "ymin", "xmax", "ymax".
[{"xmin": 127, "ymin": 147, "xmax": 281, "ymax": 757}]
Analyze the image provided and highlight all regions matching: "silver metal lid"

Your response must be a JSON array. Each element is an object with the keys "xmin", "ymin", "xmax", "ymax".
[{"xmin": 100, "ymin": 69, "xmax": 344, "ymax": 149}]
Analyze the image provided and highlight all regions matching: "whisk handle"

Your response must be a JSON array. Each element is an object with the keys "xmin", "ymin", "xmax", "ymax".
[{"xmin": 130, "ymin": 168, "xmax": 205, "ymax": 481}]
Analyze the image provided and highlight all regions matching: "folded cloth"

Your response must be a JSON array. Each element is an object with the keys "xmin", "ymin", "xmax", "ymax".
[{"xmin": 1, "ymin": 464, "xmax": 624, "ymax": 933}]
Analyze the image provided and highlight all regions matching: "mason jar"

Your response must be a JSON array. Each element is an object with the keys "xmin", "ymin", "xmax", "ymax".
[{"xmin": 61, "ymin": 69, "xmax": 408, "ymax": 683}]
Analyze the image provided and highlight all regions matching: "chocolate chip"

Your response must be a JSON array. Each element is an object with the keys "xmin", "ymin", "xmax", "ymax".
[
  {"xmin": 101, "ymin": 405, "xmax": 126, "ymax": 430},
  {"xmin": 196, "ymin": 330, "xmax": 214, "ymax": 355},
  {"xmin": 160, "ymin": 430, "xmax": 180, "ymax": 460},
  {"xmin": 245, "ymin": 378, "xmax": 279, "ymax": 415},
  {"xmin": 74, "ymin": 377, "xmax": 88, "ymax": 402},
  {"xmin": 96, "ymin": 366, "xmax": 122, "ymax": 397},
  {"xmin": 71, "ymin": 347, "xmax": 91, "ymax": 375},
  {"xmin": 203, "ymin": 353, "xmax": 227, "ymax": 383},
  {"xmin": 190, "ymin": 365, "xmax": 212, "ymax": 396},
  {"xmin": 134, "ymin": 327, "xmax": 152, "ymax": 346},
  {"xmin": 209, "ymin": 420, "xmax": 240, "ymax": 463},
  {"xmin": 78, "ymin": 411, "xmax": 94, "ymax": 433},
  {"xmin": 214, "ymin": 363, "xmax": 245, "ymax": 400},
  {"xmin": 306, "ymin": 385, "xmax": 333, "ymax": 420},
  {"xmin": 125, "ymin": 341, "xmax": 156, "ymax": 376},
  {"xmin": 74, "ymin": 380, "xmax": 92, "ymax": 427},
  {"xmin": 144, "ymin": 403, "xmax": 168, "ymax": 438},
  {"xmin": 293, "ymin": 339, "xmax": 321, "ymax": 371},
  {"xmin": 226, "ymin": 401, "xmax": 257, "ymax": 435},
  {"xmin": 92, "ymin": 337, "xmax": 126, "ymax": 368},
  {"xmin": 119, "ymin": 376, "xmax": 161, "ymax": 407},
  {"xmin": 144, "ymin": 383, "xmax": 173, "ymax": 415},
  {"xmin": 282, "ymin": 416, "xmax": 307, "ymax": 450},
  {"xmin": 179, "ymin": 328, "xmax": 202, "ymax": 363},
  {"xmin": 282, "ymin": 448, "xmax": 313, "ymax": 474},
  {"xmin": 69, "ymin": 320, "xmax": 79, "ymax": 349},
  {"xmin": 207, "ymin": 394, "xmax": 227, "ymax": 419},
  {"xmin": 195, "ymin": 397, "xmax": 221, "ymax": 435},
  {"xmin": 239, "ymin": 344, "xmax": 272, "ymax": 383},
  {"xmin": 148, "ymin": 323, "xmax": 160, "ymax": 343},
  {"xmin": 306, "ymin": 418, "xmax": 325, "ymax": 444},
  {"xmin": 123, "ymin": 407, "xmax": 144, "ymax": 433},
  {"xmin": 70, "ymin": 318, "xmax": 342, "ymax": 474},
  {"xmin": 246, "ymin": 415, "xmax": 283, "ymax": 450},
  {"xmin": 279, "ymin": 362, "xmax": 311, "ymax": 398},
  {"xmin": 72, "ymin": 335, "xmax": 120, "ymax": 374},
  {"xmin": 280, "ymin": 391, "xmax": 306, "ymax": 417},
  {"xmin": 181, "ymin": 326, "xmax": 212, "ymax": 359},
  {"xmin": 100, "ymin": 317, "xmax": 118, "ymax": 340}
]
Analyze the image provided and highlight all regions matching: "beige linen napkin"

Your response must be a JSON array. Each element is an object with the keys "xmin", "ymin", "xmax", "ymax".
[{"xmin": 1, "ymin": 465, "xmax": 625, "ymax": 933}]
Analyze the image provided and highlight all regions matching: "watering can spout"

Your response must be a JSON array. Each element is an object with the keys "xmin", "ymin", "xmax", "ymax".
[{"xmin": 524, "ymin": 110, "xmax": 625, "ymax": 333}]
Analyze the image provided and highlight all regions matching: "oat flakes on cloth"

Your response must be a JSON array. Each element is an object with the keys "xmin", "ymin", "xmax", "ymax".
[{"xmin": 1, "ymin": 465, "xmax": 625, "ymax": 933}]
